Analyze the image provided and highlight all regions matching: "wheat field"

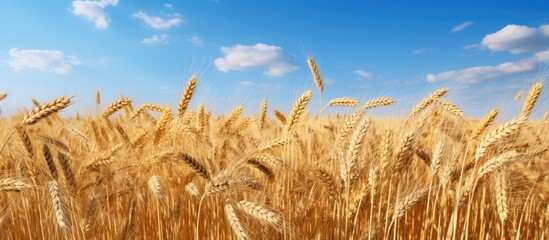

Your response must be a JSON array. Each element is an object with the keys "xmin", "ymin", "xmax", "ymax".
[{"xmin": 0, "ymin": 58, "xmax": 548, "ymax": 239}]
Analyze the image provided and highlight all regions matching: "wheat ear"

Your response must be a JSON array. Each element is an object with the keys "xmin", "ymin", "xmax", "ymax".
[
  {"xmin": 102, "ymin": 97, "xmax": 132, "ymax": 119},
  {"xmin": 393, "ymin": 131, "xmax": 416, "ymax": 171},
  {"xmin": 0, "ymin": 178, "xmax": 32, "ymax": 191},
  {"xmin": 409, "ymin": 88, "xmax": 448, "ymax": 119},
  {"xmin": 259, "ymin": 99, "xmax": 267, "ymax": 129},
  {"xmin": 435, "ymin": 99, "xmax": 463, "ymax": 117},
  {"xmin": 494, "ymin": 170, "xmax": 508, "ymax": 222},
  {"xmin": 178, "ymin": 153, "xmax": 210, "ymax": 180},
  {"xmin": 393, "ymin": 187, "xmax": 429, "ymax": 220},
  {"xmin": 236, "ymin": 200, "xmax": 283, "ymax": 229},
  {"xmin": 95, "ymin": 90, "xmax": 101, "ymax": 105},
  {"xmin": 307, "ymin": 56, "xmax": 324, "ymax": 118},
  {"xmin": 341, "ymin": 117, "xmax": 371, "ymax": 184},
  {"xmin": 475, "ymin": 116, "xmax": 526, "ymax": 162},
  {"xmin": 42, "ymin": 144, "xmax": 58, "ymax": 180},
  {"xmin": 177, "ymin": 75, "xmax": 197, "ymax": 119},
  {"xmin": 359, "ymin": 97, "xmax": 395, "ymax": 111},
  {"xmin": 521, "ymin": 81, "xmax": 543, "ymax": 119},
  {"xmin": 48, "ymin": 180, "xmax": 67, "ymax": 228},
  {"xmin": 131, "ymin": 103, "xmax": 165, "ymax": 118},
  {"xmin": 22, "ymin": 96, "xmax": 72, "ymax": 125},
  {"xmin": 472, "ymin": 109, "xmax": 498, "ymax": 139},
  {"xmin": 225, "ymin": 204, "xmax": 249, "ymax": 240},
  {"xmin": 287, "ymin": 90, "xmax": 312, "ymax": 132},
  {"xmin": 328, "ymin": 97, "xmax": 359, "ymax": 107},
  {"xmin": 58, "ymin": 152, "xmax": 77, "ymax": 193},
  {"xmin": 274, "ymin": 109, "xmax": 287, "ymax": 125},
  {"xmin": 222, "ymin": 105, "xmax": 244, "ymax": 130},
  {"xmin": 153, "ymin": 107, "xmax": 172, "ymax": 144},
  {"xmin": 337, "ymin": 110, "xmax": 364, "ymax": 144},
  {"xmin": 148, "ymin": 175, "xmax": 163, "ymax": 199}
]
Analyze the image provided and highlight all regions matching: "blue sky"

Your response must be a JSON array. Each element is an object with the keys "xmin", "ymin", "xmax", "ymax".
[{"xmin": 0, "ymin": 0, "xmax": 548, "ymax": 118}]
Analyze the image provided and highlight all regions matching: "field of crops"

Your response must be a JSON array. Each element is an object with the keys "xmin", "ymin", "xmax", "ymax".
[{"xmin": 0, "ymin": 58, "xmax": 547, "ymax": 239}]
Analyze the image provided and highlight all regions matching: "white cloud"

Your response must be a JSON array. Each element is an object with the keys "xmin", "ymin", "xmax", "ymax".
[
  {"xmin": 164, "ymin": 3, "xmax": 173, "ymax": 8},
  {"xmin": 481, "ymin": 24, "xmax": 549, "ymax": 54},
  {"xmin": 188, "ymin": 36, "xmax": 203, "ymax": 47},
  {"xmin": 8, "ymin": 48, "xmax": 81, "ymax": 74},
  {"xmin": 451, "ymin": 21, "xmax": 474, "ymax": 32},
  {"xmin": 426, "ymin": 49, "xmax": 549, "ymax": 83},
  {"xmin": 412, "ymin": 48, "xmax": 431, "ymax": 55},
  {"xmin": 71, "ymin": 0, "xmax": 118, "ymax": 29},
  {"xmin": 214, "ymin": 43, "xmax": 297, "ymax": 77},
  {"xmin": 141, "ymin": 34, "xmax": 169, "ymax": 44},
  {"xmin": 133, "ymin": 11, "xmax": 182, "ymax": 30},
  {"xmin": 354, "ymin": 70, "xmax": 374, "ymax": 78}
]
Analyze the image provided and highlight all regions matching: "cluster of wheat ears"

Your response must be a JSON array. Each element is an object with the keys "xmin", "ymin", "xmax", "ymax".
[{"xmin": 0, "ymin": 57, "xmax": 547, "ymax": 239}]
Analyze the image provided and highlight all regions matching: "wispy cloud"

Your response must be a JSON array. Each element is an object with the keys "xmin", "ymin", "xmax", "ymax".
[
  {"xmin": 451, "ymin": 21, "xmax": 474, "ymax": 32},
  {"xmin": 325, "ymin": 78, "xmax": 336, "ymax": 85},
  {"xmin": 463, "ymin": 43, "xmax": 480, "ymax": 50},
  {"xmin": 354, "ymin": 70, "xmax": 374, "ymax": 79},
  {"xmin": 8, "ymin": 48, "xmax": 81, "ymax": 74},
  {"xmin": 141, "ymin": 34, "xmax": 168, "ymax": 44},
  {"xmin": 239, "ymin": 81, "xmax": 281, "ymax": 88},
  {"xmin": 188, "ymin": 36, "xmax": 203, "ymax": 47},
  {"xmin": 214, "ymin": 43, "xmax": 297, "ymax": 77},
  {"xmin": 133, "ymin": 11, "xmax": 182, "ymax": 30},
  {"xmin": 481, "ymin": 24, "xmax": 549, "ymax": 54},
  {"xmin": 239, "ymin": 81, "xmax": 255, "ymax": 86},
  {"xmin": 71, "ymin": 0, "xmax": 118, "ymax": 29},
  {"xmin": 412, "ymin": 48, "xmax": 431, "ymax": 55},
  {"xmin": 426, "ymin": 49, "xmax": 549, "ymax": 83},
  {"xmin": 164, "ymin": 3, "xmax": 173, "ymax": 8}
]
